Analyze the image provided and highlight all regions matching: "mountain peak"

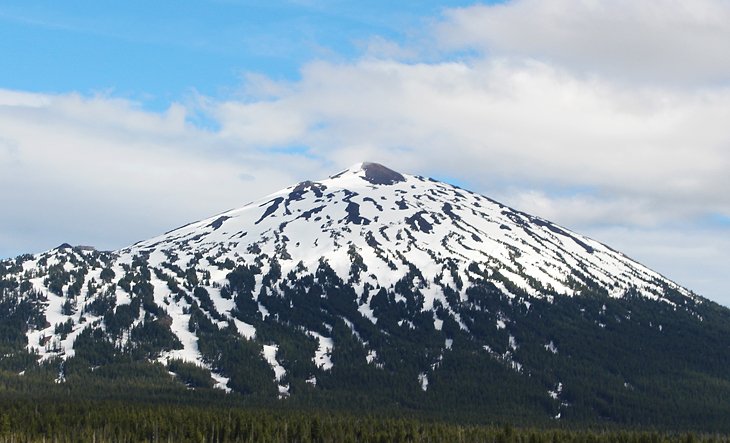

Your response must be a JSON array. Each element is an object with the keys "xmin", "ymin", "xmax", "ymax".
[
  {"xmin": 361, "ymin": 162, "xmax": 406, "ymax": 185},
  {"xmin": 333, "ymin": 161, "xmax": 406, "ymax": 185}
]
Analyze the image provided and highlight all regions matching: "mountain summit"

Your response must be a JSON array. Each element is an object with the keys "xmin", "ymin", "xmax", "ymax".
[
  {"xmin": 350, "ymin": 161, "xmax": 406, "ymax": 185},
  {"xmin": 1, "ymin": 162, "xmax": 729, "ymax": 428}
]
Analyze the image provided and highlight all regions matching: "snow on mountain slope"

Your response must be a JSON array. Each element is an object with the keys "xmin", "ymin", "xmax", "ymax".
[
  {"xmin": 2, "ymin": 162, "xmax": 698, "ymax": 391},
  {"xmin": 128, "ymin": 161, "xmax": 689, "ymax": 303}
]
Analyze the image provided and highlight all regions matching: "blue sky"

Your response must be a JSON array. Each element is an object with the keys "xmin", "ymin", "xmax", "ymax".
[
  {"xmin": 1, "ymin": 0, "xmax": 730, "ymax": 306},
  {"xmin": 0, "ymin": 1, "xmax": 483, "ymax": 109}
]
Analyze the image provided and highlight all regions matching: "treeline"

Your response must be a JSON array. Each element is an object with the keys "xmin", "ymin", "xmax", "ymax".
[{"xmin": 0, "ymin": 399, "xmax": 728, "ymax": 443}]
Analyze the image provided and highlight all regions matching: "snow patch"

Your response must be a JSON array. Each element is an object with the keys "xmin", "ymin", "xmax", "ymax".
[
  {"xmin": 307, "ymin": 331, "xmax": 334, "ymax": 371},
  {"xmin": 544, "ymin": 340, "xmax": 558, "ymax": 354},
  {"xmin": 508, "ymin": 334, "xmax": 518, "ymax": 351},
  {"xmin": 418, "ymin": 372, "xmax": 429, "ymax": 391},
  {"xmin": 233, "ymin": 319, "xmax": 256, "ymax": 340},
  {"xmin": 262, "ymin": 344, "xmax": 289, "ymax": 397},
  {"xmin": 548, "ymin": 382, "xmax": 563, "ymax": 400}
]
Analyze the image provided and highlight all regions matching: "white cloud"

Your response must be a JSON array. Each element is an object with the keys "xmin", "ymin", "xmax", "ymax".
[
  {"xmin": 502, "ymin": 190, "xmax": 665, "ymax": 227},
  {"xmin": 0, "ymin": 90, "xmax": 311, "ymax": 256},
  {"xmin": 212, "ymin": 58, "xmax": 730, "ymax": 225},
  {"xmin": 436, "ymin": 0, "xmax": 730, "ymax": 85}
]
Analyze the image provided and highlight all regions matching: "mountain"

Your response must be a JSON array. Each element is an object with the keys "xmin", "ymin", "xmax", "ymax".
[{"xmin": 2, "ymin": 162, "xmax": 730, "ymax": 429}]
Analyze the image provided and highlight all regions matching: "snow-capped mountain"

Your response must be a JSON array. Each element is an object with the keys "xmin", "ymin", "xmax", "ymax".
[
  {"xmin": 133, "ymin": 161, "xmax": 689, "ymax": 303},
  {"xmin": 2, "ymin": 162, "xmax": 728, "ymax": 426}
]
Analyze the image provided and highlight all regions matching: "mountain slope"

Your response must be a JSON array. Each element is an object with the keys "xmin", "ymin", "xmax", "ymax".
[{"xmin": 1, "ymin": 162, "xmax": 729, "ymax": 429}]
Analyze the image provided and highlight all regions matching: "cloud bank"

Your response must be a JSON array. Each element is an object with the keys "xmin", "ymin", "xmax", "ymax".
[{"xmin": 2, "ymin": 0, "xmax": 729, "ymax": 304}]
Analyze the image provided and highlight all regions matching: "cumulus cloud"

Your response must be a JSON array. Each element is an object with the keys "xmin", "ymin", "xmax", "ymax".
[
  {"xmin": 436, "ymin": 0, "xmax": 730, "ymax": 85},
  {"xmin": 213, "ymin": 58, "xmax": 730, "ymax": 226},
  {"xmin": 0, "ymin": 90, "xmax": 313, "ymax": 256},
  {"xmin": 503, "ymin": 190, "xmax": 669, "ymax": 228}
]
